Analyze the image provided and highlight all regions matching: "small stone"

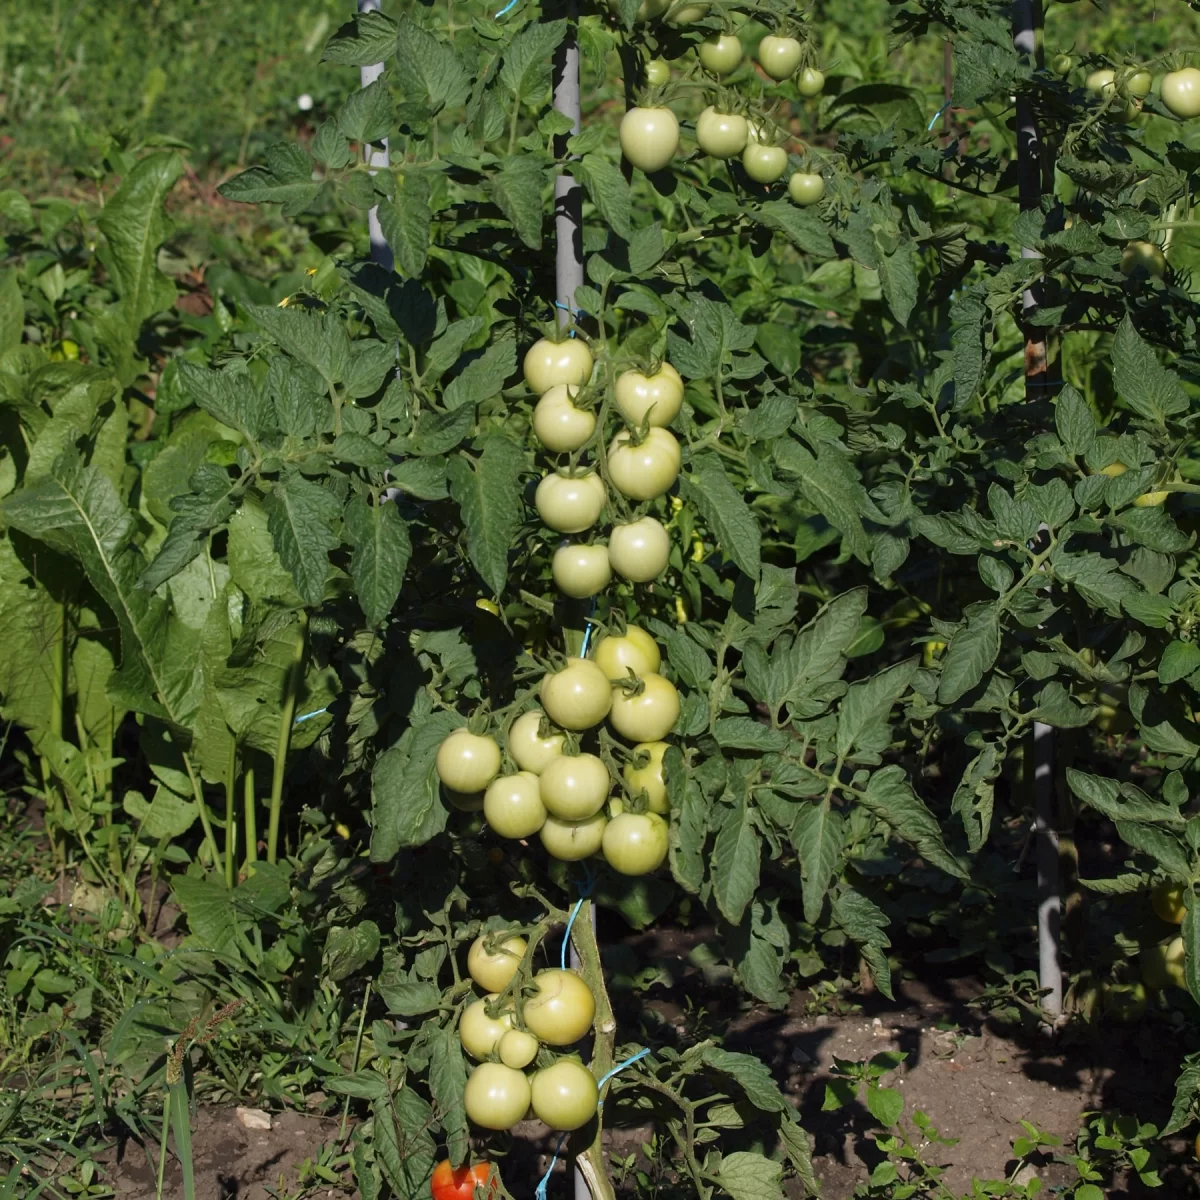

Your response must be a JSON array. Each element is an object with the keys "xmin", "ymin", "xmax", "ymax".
[
  {"xmin": 236, "ymin": 1107, "xmax": 272, "ymax": 1131},
  {"xmin": 790, "ymin": 1048, "xmax": 812, "ymax": 1065},
  {"xmin": 1012, "ymin": 1164, "xmax": 1039, "ymax": 1186}
]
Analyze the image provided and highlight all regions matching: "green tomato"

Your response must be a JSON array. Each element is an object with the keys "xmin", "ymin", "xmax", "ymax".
[
  {"xmin": 468, "ymin": 934, "xmax": 527, "ymax": 993},
  {"xmin": 607, "ymin": 428, "xmax": 681, "ymax": 501},
  {"xmin": 665, "ymin": 1, "xmax": 709, "ymax": 22},
  {"xmin": 1103, "ymin": 981, "xmax": 1148, "ymax": 1022},
  {"xmin": 507, "ymin": 710, "xmax": 565, "ymax": 776},
  {"xmin": 645, "ymin": 57, "xmax": 671, "ymax": 87},
  {"xmin": 540, "ymin": 658, "xmax": 612, "ymax": 730},
  {"xmin": 533, "ymin": 384, "xmax": 595, "ymax": 453},
  {"xmin": 498, "ymin": 1029, "xmax": 539, "ymax": 1069},
  {"xmin": 602, "ymin": 812, "xmax": 669, "ymax": 876},
  {"xmin": 531, "ymin": 1059, "xmax": 599, "ymax": 1130},
  {"xmin": 757, "ymin": 35, "xmax": 803, "ymax": 81},
  {"xmin": 1122, "ymin": 69, "xmax": 1152, "ymax": 97},
  {"xmin": 623, "ymin": 741, "xmax": 670, "ymax": 813},
  {"xmin": 608, "ymin": 517, "xmax": 671, "ymax": 583},
  {"xmin": 614, "ymin": 363, "xmax": 683, "ymax": 427},
  {"xmin": 459, "ymin": 995, "xmax": 514, "ymax": 1059},
  {"xmin": 1051, "ymin": 53, "xmax": 1073, "ymax": 76},
  {"xmin": 483, "ymin": 772, "xmax": 547, "ymax": 839},
  {"xmin": 742, "ymin": 142, "xmax": 788, "ymax": 183},
  {"xmin": 620, "ymin": 107, "xmax": 680, "ymax": 172},
  {"xmin": 1121, "ymin": 240, "xmax": 1166, "ymax": 279},
  {"xmin": 1086, "ymin": 68, "xmax": 1116, "ymax": 96},
  {"xmin": 539, "ymin": 753, "xmax": 610, "ymax": 821},
  {"xmin": 535, "ymin": 470, "xmax": 607, "ymax": 534},
  {"xmin": 610, "ymin": 673, "xmax": 680, "ymax": 741},
  {"xmin": 634, "ymin": 0, "xmax": 670, "ymax": 19},
  {"xmin": 593, "ymin": 625, "xmax": 662, "ymax": 680},
  {"xmin": 788, "ymin": 171, "xmax": 825, "ymax": 205},
  {"xmin": 698, "ymin": 33, "xmax": 742, "ymax": 77},
  {"xmin": 523, "ymin": 338, "xmax": 593, "ymax": 394},
  {"xmin": 437, "ymin": 729, "xmax": 502, "ymax": 793},
  {"xmin": 796, "ymin": 66, "xmax": 825, "ymax": 96},
  {"xmin": 539, "ymin": 811, "xmax": 608, "ymax": 861},
  {"xmin": 1162, "ymin": 67, "xmax": 1200, "ymax": 117},
  {"xmin": 552, "ymin": 543, "xmax": 612, "ymax": 600},
  {"xmin": 696, "ymin": 106, "xmax": 749, "ymax": 158},
  {"xmin": 522, "ymin": 970, "xmax": 596, "ymax": 1045},
  {"xmin": 1142, "ymin": 936, "xmax": 1186, "ymax": 990},
  {"xmin": 1152, "ymin": 883, "xmax": 1187, "ymax": 925},
  {"xmin": 464, "ymin": 1063, "xmax": 531, "ymax": 1130}
]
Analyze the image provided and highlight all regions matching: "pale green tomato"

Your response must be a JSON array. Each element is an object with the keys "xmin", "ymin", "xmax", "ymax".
[
  {"xmin": 610, "ymin": 673, "xmax": 680, "ymax": 741},
  {"xmin": 614, "ymin": 363, "xmax": 684, "ymax": 427},
  {"xmin": 507, "ymin": 710, "xmax": 564, "ymax": 775},
  {"xmin": 464, "ymin": 1063, "xmax": 531, "ymax": 1130},
  {"xmin": 645, "ymin": 57, "xmax": 671, "ymax": 87},
  {"xmin": 522, "ymin": 970, "xmax": 596, "ymax": 1044},
  {"xmin": 498, "ymin": 1029, "xmax": 539, "ymax": 1069},
  {"xmin": 523, "ymin": 338, "xmax": 593, "ymax": 394},
  {"xmin": 742, "ymin": 142, "xmax": 788, "ymax": 183},
  {"xmin": 608, "ymin": 517, "xmax": 671, "ymax": 582},
  {"xmin": 1121, "ymin": 240, "xmax": 1166, "ymax": 278},
  {"xmin": 665, "ymin": 1, "xmax": 709, "ymax": 22},
  {"xmin": 796, "ymin": 66, "xmax": 825, "ymax": 96},
  {"xmin": 623, "ymin": 741, "xmax": 670, "ymax": 813},
  {"xmin": 533, "ymin": 384, "xmax": 595, "ymax": 453},
  {"xmin": 540, "ymin": 658, "xmax": 612, "ymax": 729},
  {"xmin": 635, "ymin": 0, "xmax": 669, "ymax": 18},
  {"xmin": 1051, "ymin": 53, "xmax": 1073, "ymax": 76},
  {"xmin": 788, "ymin": 172, "xmax": 825, "ymax": 205},
  {"xmin": 1162, "ymin": 67, "xmax": 1200, "ymax": 117},
  {"xmin": 1122, "ymin": 69, "xmax": 1152, "ymax": 97},
  {"xmin": 1142, "ymin": 936, "xmax": 1186, "ymax": 990},
  {"xmin": 535, "ymin": 470, "xmax": 607, "ymax": 534},
  {"xmin": 1153, "ymin": 883, "xmax": 1187, "ymax": 925},
  {"xmin": 696, "ymin": 106, "xmax": 749, "ymax": 158},
  {"xmin": 483, "ymin": 771, "xmax": 547, "ymax": 839},
  {"xmin": 607, "ymin": 428, "xmax": 681, "ymax": 501},
  {"xmin": 539, "ymin": 752, "xmax": 611, "ymax": 821},
  {"xmin": 593, "ymin": 625, "xmax": 661, "ymax": 679},
  {"xmin": 552, "ymin": 543, "xmax": 612, "ymax": 599},
  {"xmin": 757, "ymin": 35, "xmax": 803, "ymax": 81},
  {"xmin": 467, "ymin": 934, "xmax": 527, "ymax": 993},
  {"xmin": 531, "ymin": 1059, "xmax": 599, "ymax": 1130},
  {"xmin": 459, "ymin": 994, "xmax": 514, "ymax": 1059},
  {"xmin": 539, "ymin": 811, "xmax": 607, "ymax": 861},
  {"xmin": 620, "ymin": 107, "xmax": 680, "ymax": 172},
  {"xmin": 1086, "ymin": 68, "xmax": 1116, "ymax": 96},
  {"xmin": 437, "ymin": 729, "xmax": 502, "ymax": 793},
  {"xmin": 602, "ymin": 812, "xmax": 669, "ymax": 875},
  {"xmin": 698, "ymin": 33, "xmax": 742, "ymax": 77}
]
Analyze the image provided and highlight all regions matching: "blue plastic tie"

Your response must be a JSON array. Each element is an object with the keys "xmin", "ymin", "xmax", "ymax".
[
  {"xmin": 534, "ymin": 1133, "xmax": 569, "ymax": 1199},
  {"xmin": 561, "ymin": 899, "xmax": 584, "ymax": 971},
  {"xmin": 596, "ymin": 1047, "xmax": 652, "ymax": 1102},
  {"xmin": 928, "ymin": 101, "xmax": 951, "ymax": 131},
  {"xmin": 554, "ymin": 300, "xmax": 589, "ymax": 337},
  {"xmin": 294, "ymin": 707, "xmax": 328, "ymax": 725},
  {"xmin": 495, "ymin": 0, "xmax": 520, "ymax": 17},
  {"xmin": 579, "ymin": 597, "xmax": 600, "ymax": 657}
]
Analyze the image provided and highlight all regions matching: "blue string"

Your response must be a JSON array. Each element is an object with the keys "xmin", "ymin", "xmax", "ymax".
[
  {"xmin": 294, "ymin": 707, "xmax": 328, "ymax": 724},
  {"xmin": 495, "ymin": 0, "xmax": 520, "ymax": 15},
  {"xmin": 534, "ymin": 1133, "xmax": 568, "ymax": 1200},
  {"xmin": 596, "ymin": 1047, "xmax": 652, "ymax": 1102},
  {"xmin": 928, "ymin": 101, "xmax": 951, "ymax": 131}
]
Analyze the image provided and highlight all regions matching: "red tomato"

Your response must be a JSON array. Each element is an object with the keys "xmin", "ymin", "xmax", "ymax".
[{"xmin": 430, "ymin": 1160, "xmax": 498, "ymax": 1200}]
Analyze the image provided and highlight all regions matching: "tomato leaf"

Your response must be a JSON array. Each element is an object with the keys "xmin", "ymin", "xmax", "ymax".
[
  {"xmin": 712, "ymin": 792, "xmax": 760, "ymax": 925},
  {"xmin": 446, "ymin": 434, "xmax": 524, "ymax": 598},
  {"xmin": 680, "ymin": 453, "xmax": 760, "ymax": 581}
]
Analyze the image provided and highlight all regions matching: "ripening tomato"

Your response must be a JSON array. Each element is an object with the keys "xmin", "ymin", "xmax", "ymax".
[
  {"xmin": 484, "ymin": 772, "xmax": 547, "ymax": 839},
  {"xmin": 608, "ymin": 517, "xmax": 671, "ymax": 582},
  {"xmin": 1152, "ymin": 883, "xmax": 1187, "ymax": 924},
  {"xmin": 467, "ymin": 934, "xmax": 527, "ymax": 993},
  {"xmin": 523, "ymin": 970, "xmax": 596, "ymax": 1045},
  {"xmin": 742, "ymin": 142, "xmax": 788, "ymax": 183},
  {"xmin": 1162, "ymin": 67, "xmax": 1200, "ymax": 118},
  {"xmin": 796, "ymin": 66, "xmax": 825, "ymax": 96},
  {"xmin": 464, "ymin": 1063, "xmax": 531, "ymax": 1130},
  {"xmin": 1120, "ymin": 240, "xmax": 1166, "ymax": 278},
  {"xmin": 541, "ymin": 658, "xmax": 612, "ymax": 730},
  {"xmin": 1141, "ymin": 936, "xmax": 1186, "ymax": 990},
  {"xmin": 607, "ymin": 428, "xmax": 681, "ymax": 501},
  {"xmin": 603, "ymin": 812, "xmax": 669, "ymax": 876},
  {"xmin": 430, "ymin": 1160, "xmax": 499, "ymax": 1200},
  {"xmin": 536, "ymin": 470, "xmax": 607, "ymax": 534},
  {"xmin": 540, "ymin": 811, "xmax": 607, "ymax": 860},
  {"xmin": 614, "ymin": 363, "xmax": 683, "ymax": 427},
  {"xmin": 593, "ymin": 626, "xmax": 662, "ymax": 679},
  {"xmin": 437, "ymin": 730, "xmax": 502, "ymax": 793},
  {"xmin": 1122, "ymin": 69, "xmax": 1152, "ymax": 97},
  {"xmin": 696, "ymin": 107, "xmax": 749, "ymax": 158},
  {"xmin": 523, "ymin": 338, "xmax": 593, "ymax": 395},
  {"xmin": 531, "ymin": 1058, "xmax": 600, "ymax": 1130},
  {"xmin": 498, "ymin": 1028, "xmax": 539, "ymax": 1069},
  {"xmin": 610, "ymin": 673, "xmax": 680, "ymax": 741},
  {"xmin": 620, "ymin": 107, "xmax": 680, "ymax": 172},
  {"xmin": 623, "ymin": 741, "xmax": 670, "ymax": 813},
  {"xmin": 459, "ymin": 995, "xmax": 514, "ymax": 1059},
  {"xmin": 757, "ymin": 34, "xmax": 803, "ymax": 81},
  {"xmin": 645, "ymin": 57, "xmax": 671, "ymax": 87},
  {"xmin": 698, "ymin": 33, "xmax": 743, "ymax": 76},
  {"xmin": 1099, "ymin": 462, "xmax": 1127, "ymax": 477},
  {"xmin": 534, "ymin": 385, "xmax": 595, "ymax": 453},
  {"xmin": 551, "ymin": 543, "xmax": 611, "ymax": 600},
  {"xmin": 539, "ymin": 753, "xmax": 611, "ymax": 821},
  {"xmin": 788, "ymin": 172, "xmax": 825, "ymax": 205},
  {"xmin": 508, "ymin": 710, "xmax": 564, "ymax": 775},
  {"xmin": 1086, "ymin": 68, "xmax": 1116, "ymax": 96}
]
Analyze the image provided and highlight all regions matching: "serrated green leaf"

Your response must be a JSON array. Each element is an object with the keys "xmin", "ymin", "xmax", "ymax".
[
  {"xmin": 573, "ymin": 154, "xmax": 632, "ymax": 242},
  {"xmin": 322, "ymin": 11, "xmax": 398, "ymax": 66},
  {"xmin": 346, "ymin": 494, "xmax": 411, "ymax": 626},
  {"xmin": 679, "ymin": 453, "xmax": 760, "ymax": 581},
  {"xmin": 937, "ymin": 603, "xmax": 1001, "ymax": 704},
  {"xmin": 712, "ymin": 793, "xmax": 760, "ymax": 925},
  {"xmin": 715, "ymin": 1152, "xmax": 785, "ymax": 1200},
  {"xmin": 378, "ymin": 174, "xmax": 432, "ymax": 278},
  {"xmin": 265, "ymin": 473, "xmax": 341, "ymax": 605},
  {"xmin": 861, "ymin": 766, "xmax": 968, "ymax": 879},
  {"xmin": 446, "ymin": 436, "xmax": 525, "ymax": 597},
  {"xmin": 489, "ymin": 155, "xmax": 546, "ymax": 250},
  {"xmin": 1112, "ymin": 317, "xmax": 1188, "ymax": 424},
  {"xmin": 792, "ymin": 800, "xmax": 843, "ymax": 924}
]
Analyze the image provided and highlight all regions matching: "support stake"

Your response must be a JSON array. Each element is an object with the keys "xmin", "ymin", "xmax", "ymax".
[{"xmin": 358, "ymin": 0, "xmax": 393, "ymax": 270}]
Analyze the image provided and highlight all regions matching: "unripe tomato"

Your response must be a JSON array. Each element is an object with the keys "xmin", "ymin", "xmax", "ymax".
[
  {"xmin": 614, "ymin": 363, "xmax": 683, "ymax": 427},
  {"xmin": 635, "ymin": 0, "xmax": 669, "ymax": 19},
  {"xmin": 531, "ymin": 1059, "xmax": 599, "ymax": 1130},
  {"xmin": 524, "ymin": 338, "xmax": 593, "ymax": 394},
  {"xmin": 508, "ymin": 710, "xmax": 564, "ymax": 775},
  {"xmin": 757, "ymin": 35, "xmax": 803, "ymax": 81},
  {"xmin": 523, "ymin": 969, "xmax": 596, "ymax": 1045},
  {"xmin": 620, "ymin": 107, "xmax": 680, "ymax": 172},
  {"xmin": 539, "ymin": 753, "xmax": 610, "ymax": 821},
  {"xmin": 430, "ymin": 1160, "xmax": 498, "ymax": 1200},
  {"xmin": 742, "ymin": 143, "xmax": 788, "ymax": 183},
  {"xmin": 666, "ymin": 1, "xmax": 709, "ymax": 22},
  {"xmin": 484, "ymin": 772, "xmax": 547, "ymax": 839},
  {"xmin": 540, "ymin": 811, "xmax": 607, "ymax": 860},
  {"xmin": 788, "ymin": 172, "xmax": 825, "ymax": 205},
  {"xmin": 609, "ymin": 517, "xmax": 671, "ymax": 582},
  {"xmin": 437, "ymin": 730, "xmax": 502, "ymax": 793},
  {"xmin": 645, "ymin": 57, "xmax": 671, "ymax": 87},
  {"xmin": 593, "ymin": 626, "xmax": 662, "ymax": 679},
  {"xmin": 551, "ymin": 543, "xmax": 611, "ymax": 600},
  {"xmin": 459, "ymin": 995, "xmax": 514, "ymax": 1059},
  {"xmin": 1141, "ymin": 936, "xmax": 1186, "ymax": 990},
  {"xmin": 534, "ymin": 385, "xmax": 595, "ymax": 453},
  {"xmin": 1134, "ymin": 490, "xmax": 1169, "ymax": 507},
  {"xmin": 1120, "ymin": 241, "xmax": 1166, "ymax": 279},
  {"xmin": 698, "ymin": 34, "xmax": 742, "ymax": 77},
  {"xmin": 603, "ymin": 812, "xmax": 669, "ymax": 875},
  {"xmin": 696, "ymin": 107, "xmax": 749, "ymax": 158},
  {"xmin": 536, "ymin": 470, "xmax": 607, "ymax": 534},
  {"xmin": 610, "ymin": 673, "xmax": 680, "ymax": 741},
  {"xmin": 541, "ymin": 658, "xmax": 612, "ymax": 729},
  {"xmin": 623, "ymin": 741, "xmax": 670, "ymax": 813},
  {"xmin": 1152, "ymin": 882, "xmax": 1187, "ymax": 924},
  {"xmin": 1086, "ymin": 68, "xmax": 1116, "ymax": 96},
  {"xmin": 1122, "ymin": 69, "xmax": 1152, "ymax": 97},
  {"xmin": 607, "ymin": 428, "xmax": 681, "ymax": 501},
  {"xmin": 498, "ymin": 1029, "xmax": 539, "ymax": 1069},
  {"xmin": 796, "ymin": 66, "xmax": 825, "ymax": 96},
  {"xmin": 1103, "ymin": 981, "xmax": 1148, "ymax": 1022},
  {"xmin": 1051, "ymin": 53, "xmax": 1073, "ymax": 76},
  {"xmin": 1099, "ymin": 462, "xmax": 1127, "ymax": 477},
  {"xmin": 467, "ymin": 934, "xmax": 527, "ymax": 993},
  {"xmin": 1162, "ymin": 68, "xmax": 1200, "ymax": 118},
  {"xmin": 59, "ymin": 339, "xmax": 81, "ymax": 361},
  {"xmin": 464, "ymin": 1063, "xmax": 531, "ymax": 1130}
]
